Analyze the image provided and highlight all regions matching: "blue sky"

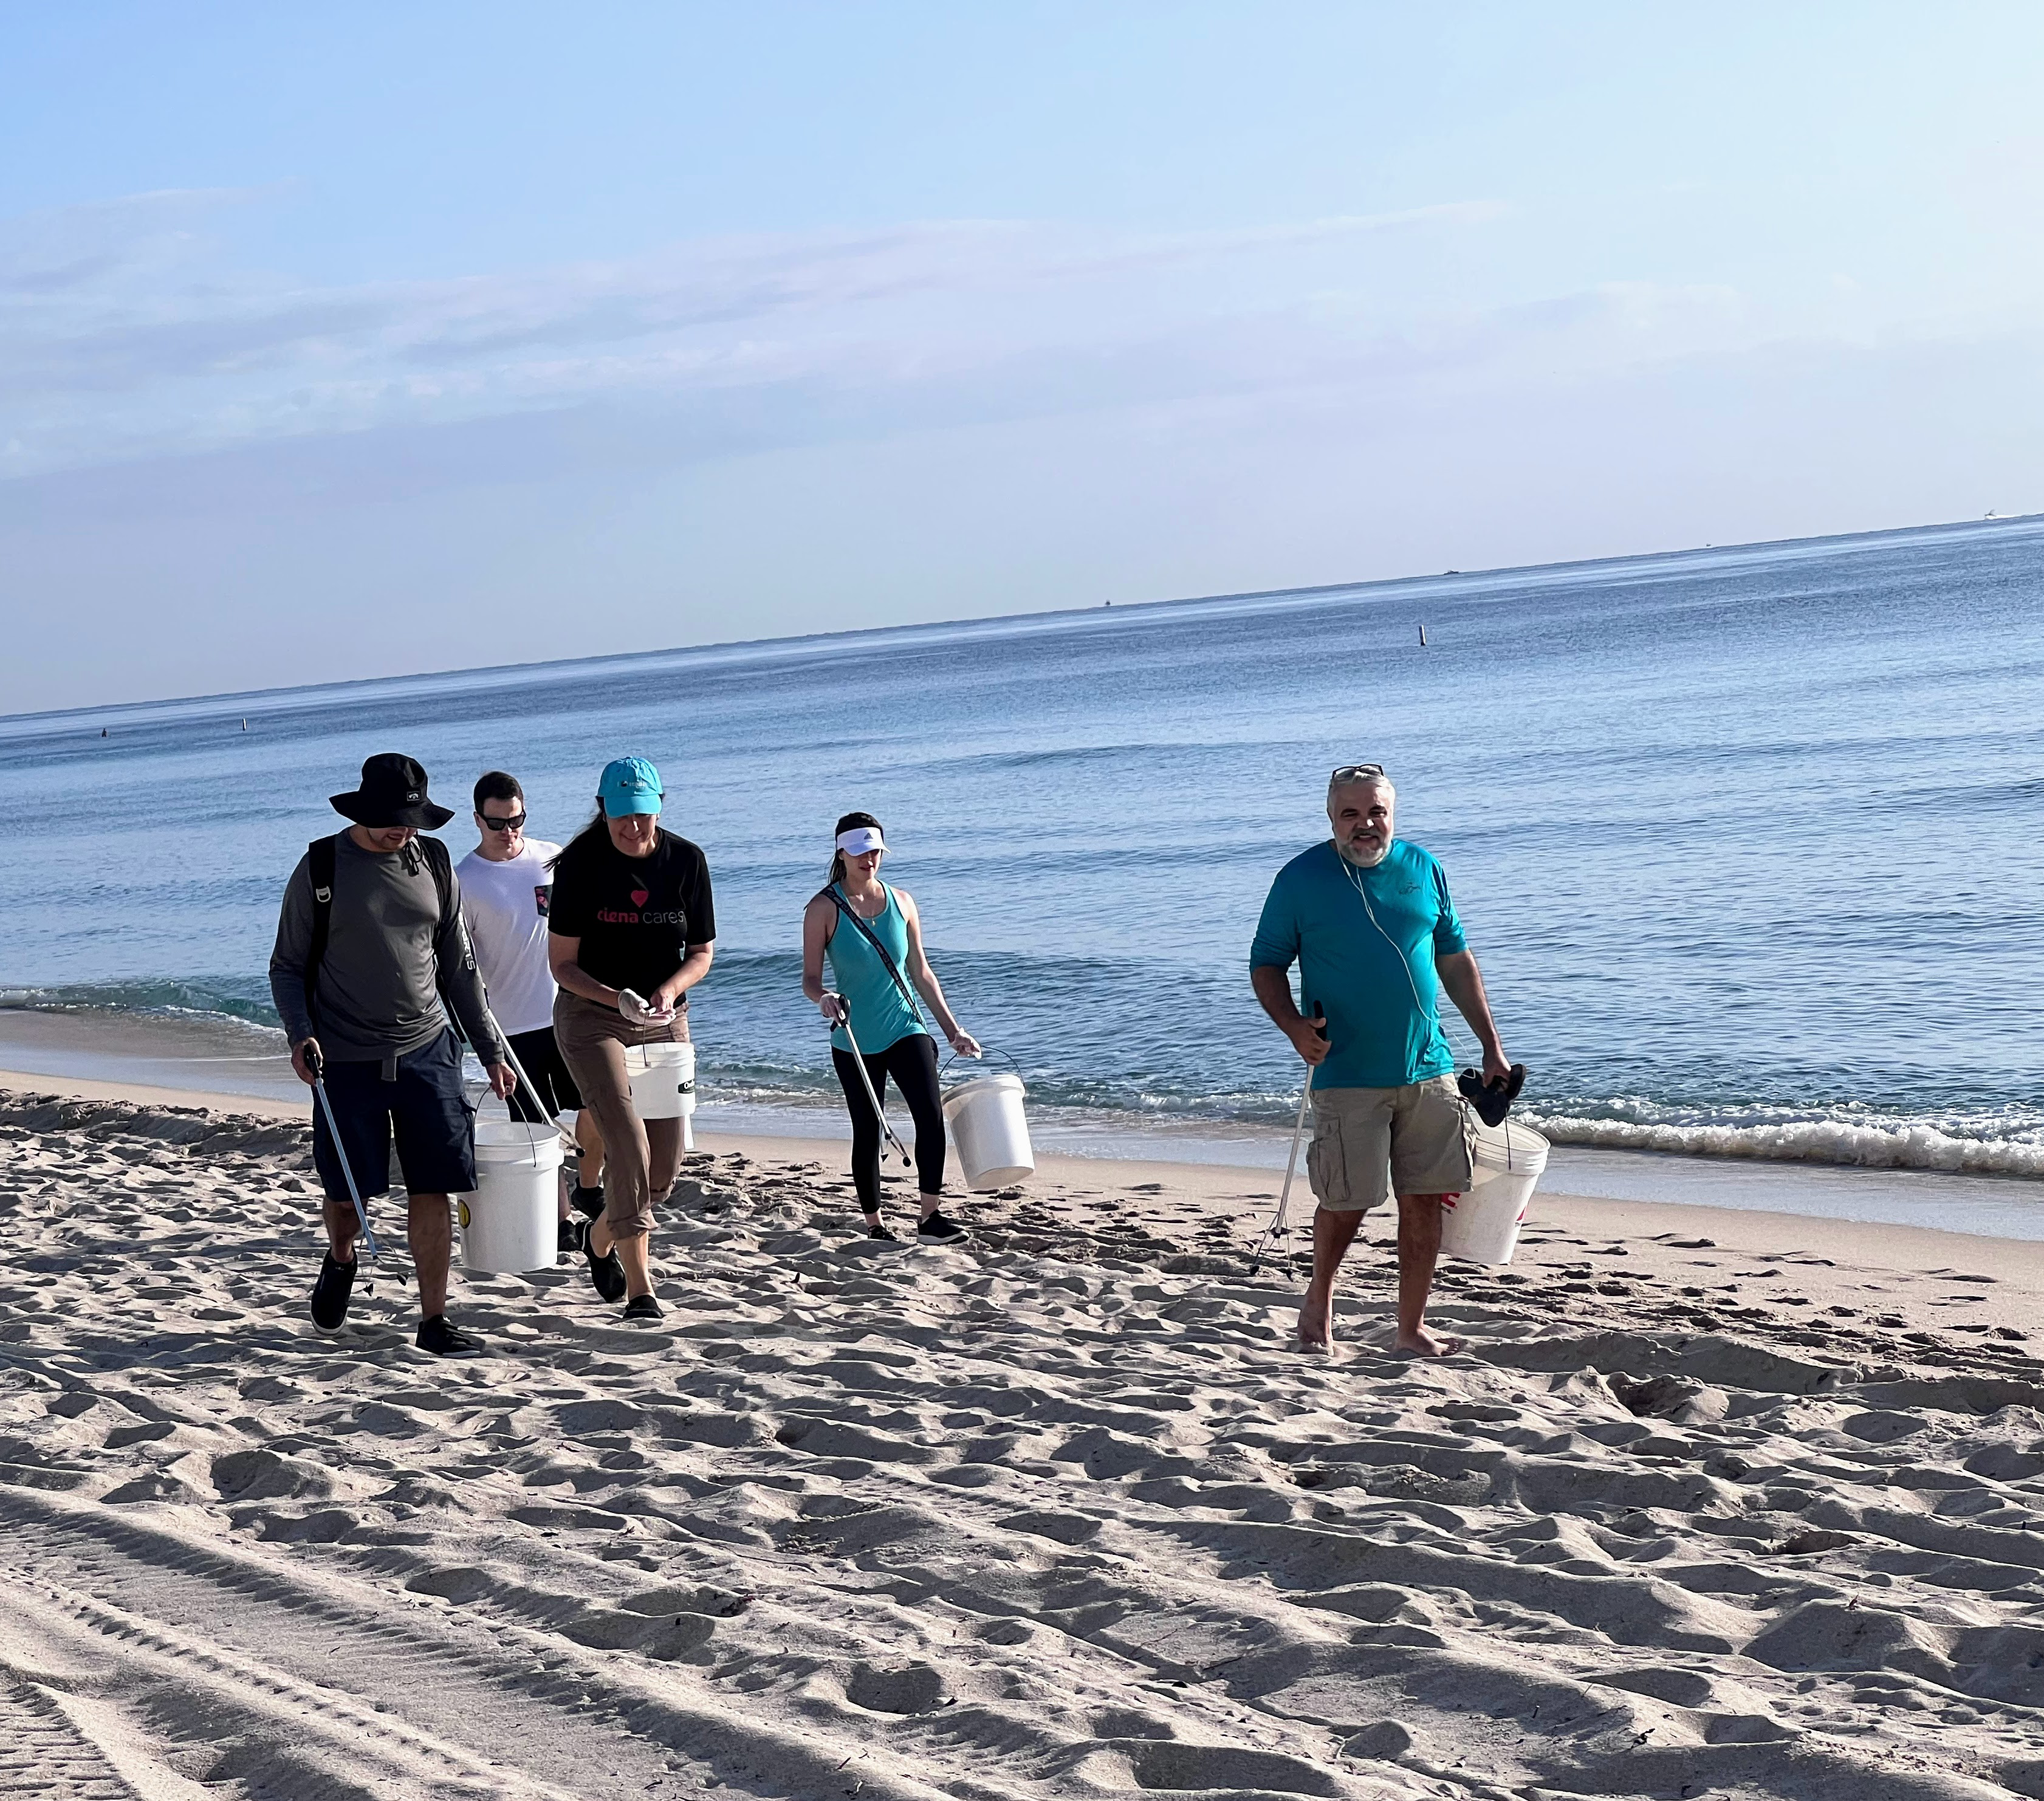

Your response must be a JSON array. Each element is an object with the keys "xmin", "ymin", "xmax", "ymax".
[{"xmin": 6, "ymin": 2, "xmax": 2043, "ymax": 710}]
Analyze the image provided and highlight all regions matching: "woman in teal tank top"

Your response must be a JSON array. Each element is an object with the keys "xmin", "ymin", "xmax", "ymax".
[
  {"xmin": 823, "ymin": 882, "xmax": 923, "ymax": 1058},
  {"xmin": 801, "ymin": 811, "xmax": 981, "ymax": 1242}
]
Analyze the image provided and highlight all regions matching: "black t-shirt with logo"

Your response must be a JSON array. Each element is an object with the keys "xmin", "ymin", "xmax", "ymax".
[{"xmin": 547, "ymin": 829, "xmax": 716, "ymax": 997}]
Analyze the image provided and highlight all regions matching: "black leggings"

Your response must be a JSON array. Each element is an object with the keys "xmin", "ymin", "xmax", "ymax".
[{"xmin": 832, "ymin": 1033, "xmax": 945, "ymax": 1214}]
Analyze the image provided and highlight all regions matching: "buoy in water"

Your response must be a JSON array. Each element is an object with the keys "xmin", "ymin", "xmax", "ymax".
[{"xmin": 1418, "ymin": 624, "xmax": 1428, "ymax": 647}]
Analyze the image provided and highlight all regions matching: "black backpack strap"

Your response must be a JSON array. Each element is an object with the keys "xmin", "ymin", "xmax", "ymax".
[
  {"xmin": 306, "ymin": 834, "xmax": 463, "ymax": 1032},
  {"xmin": 411, "ymin": 835, "xmax": 472, "ymax": 1043},
  {"xmin": 823, "ymin": 884, "xmax": 923, "ymax": 1015},
  {"xmin": 303, "ymin": 835, "xmax": 338, "ymax": 1027},
  {"xmin": 416, "ymin": 834, "xmax": 456, "ymax": 933}
]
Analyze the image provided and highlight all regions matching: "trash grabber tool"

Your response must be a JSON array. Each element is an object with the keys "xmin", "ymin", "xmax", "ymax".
[
  {"xmin": 1252, "ymin": 1003, "xmax": 1325, "ymax": 1275},
  {"xmin": 837, "ymin": 1003, "xmax": 913, "ymax": 1168},
  {"xmin": 450, "ymin": 912, "xmax": 554, "ymax": 1146},
  {"xmin": 306, "ymin": 1043, "xmax": 380, "ymax": 1261}
]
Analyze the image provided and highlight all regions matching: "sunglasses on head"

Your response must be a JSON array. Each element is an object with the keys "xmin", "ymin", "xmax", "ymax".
[
  {"xmin": 1329, "ymin": 763, "xmax": 1387, "ymax": 784},
  {"xmin": 478, "ymin": 812, "xmax": 527, "ymax": 832}
]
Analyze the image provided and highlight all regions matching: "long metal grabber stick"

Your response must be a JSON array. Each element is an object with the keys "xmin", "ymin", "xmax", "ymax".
[
  {"xmin": 1251, "ymin": 1003, "xmax": 1325, "ymax": 1275},
  {"xmin": 450, "ymin": 914, "xmax": 553, "ymax": 1127},
  {"xmin": 306, "ymin": 1043, "xmax": 380, "ymax": 1260},
  {"xmin": 450, "ymin": 912, "xmax": 563, "ymax": 1166},
  {"xmin": 484, "ymin": 1005, "xmax": 554, "ymax": 1145},
  {"xmin": 837, "ymin": 1004, "xmax": 913, "ymax": 1168}
]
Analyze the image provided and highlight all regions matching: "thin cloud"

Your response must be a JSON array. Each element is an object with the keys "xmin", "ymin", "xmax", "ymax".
[
  {"xmin": 0, "ymin": 194, "xmax": 1786, "ymax": 496},
  {"xmin": 1, "ymin": 276, "xmax": 1769, "ymax": 510},
  {"xmin": 1, "ymin": 197, "xmax": 1509, "ymax": 395},
  {"xmin": 0, "ymin": 186, "xmax": 277, "ymax": 293}
]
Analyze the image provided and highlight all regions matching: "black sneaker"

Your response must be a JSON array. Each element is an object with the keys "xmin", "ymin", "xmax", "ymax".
[
  {"xmin": 416, "ymin": 1314, "xmax": 484, "ymax": 1357},
  {"xmin": 585, "ymin": 1234, "xmax": 627, "ymax": 1303},
  {"xmin": 571, "ymin": 1184, "xmax": 606, "ymax": 1223},
  {"xmin": 916, "ymin": 1211, "xmax": 966, "ymax": 1243},
  {"xmin": 557, "ymin": 1215, "xmax": 585, "ymax": 1258},
  {"xmin": 310, "ymin": 1250, "xmax": 357, "ymax": 1329},
  {"xmin": 623, "ymin": 1293, "xmax": 664, "ymax": 1324},
  {"xmin": 866, "ymin": 1222, "xmax": 898, "ymax": 1242}
]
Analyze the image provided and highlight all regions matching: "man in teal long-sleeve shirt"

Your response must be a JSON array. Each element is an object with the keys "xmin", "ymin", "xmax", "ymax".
[{"xmin": 1251, "ymin": 764, "xmax": 1511, "ymax": 1356}]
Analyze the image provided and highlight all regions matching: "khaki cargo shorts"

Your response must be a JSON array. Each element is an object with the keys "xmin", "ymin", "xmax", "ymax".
[{"xmin": 1306, "ymin": 1075, "xmax": 1472, "ymax": 1214}]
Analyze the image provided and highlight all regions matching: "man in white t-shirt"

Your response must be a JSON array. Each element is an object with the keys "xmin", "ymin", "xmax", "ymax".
[{"xmin": 458, "ymin": 771, "xmax": 606, "ymax": 1250}]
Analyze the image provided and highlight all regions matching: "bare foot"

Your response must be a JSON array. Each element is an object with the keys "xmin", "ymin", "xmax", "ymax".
[
  {"xmin": 1393, "ymin": 1326, "xmax": 1466, "ymax": 1357},
  {"xmin": 1297, "ymin": 1289, "xmax": 1333, "ymax": 1351}
]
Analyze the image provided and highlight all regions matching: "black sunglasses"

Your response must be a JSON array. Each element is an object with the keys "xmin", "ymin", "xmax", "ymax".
[
  {"xmin": 1329, "ymin": 763, "xmax": 1387, "ymax": 784},
  {"xmin": 478, "ymin": 812, "xmax": 527, "ymax": 832}
]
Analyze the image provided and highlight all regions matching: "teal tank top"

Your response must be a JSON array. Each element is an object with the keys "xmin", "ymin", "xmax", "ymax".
[{"xmin": 826, "ymin": 883, "xmax": 927, "ymax": 1055}]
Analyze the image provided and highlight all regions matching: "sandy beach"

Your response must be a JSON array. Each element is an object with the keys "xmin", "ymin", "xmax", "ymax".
[
  {"xmin": 13, "ymin": 13, "xmax": 2044, "ymax": 1800},
  {"xmin": 3, "ymin": 1072, "xmax": 2042, "ymax": 1800}
]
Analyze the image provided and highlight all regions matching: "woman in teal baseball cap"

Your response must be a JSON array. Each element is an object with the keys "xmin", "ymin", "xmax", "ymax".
[{"xmin": 546, "ymin": 757, "xmax": 715, "ymax": 1322}]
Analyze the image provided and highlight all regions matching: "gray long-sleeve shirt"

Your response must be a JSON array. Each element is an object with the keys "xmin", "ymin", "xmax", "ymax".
[{"xmin": 269, "ymin": 832, "xmax": 507, "ymax": 1068}]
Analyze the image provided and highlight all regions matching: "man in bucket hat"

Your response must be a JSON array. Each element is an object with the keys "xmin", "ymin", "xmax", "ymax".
[{"xmin": 269, "ymin": 753, "xmax": 515, "ymax": 1356}]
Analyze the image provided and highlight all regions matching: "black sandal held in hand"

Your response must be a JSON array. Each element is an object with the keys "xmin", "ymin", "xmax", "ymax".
[{"xmin": 1457, "ymin": 1063, "xmax": 1528, "ymax": 1128}]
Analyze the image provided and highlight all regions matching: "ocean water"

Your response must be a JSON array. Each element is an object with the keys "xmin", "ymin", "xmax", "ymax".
[{"xmin": 4, "ymin": 515, "xmax": 2043, "ymax": 1185}]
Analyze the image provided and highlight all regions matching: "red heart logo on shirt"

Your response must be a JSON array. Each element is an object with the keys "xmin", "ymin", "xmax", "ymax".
[{"xmin": 631, "ymin": 888, "xmax": 650, "ymax": 907}]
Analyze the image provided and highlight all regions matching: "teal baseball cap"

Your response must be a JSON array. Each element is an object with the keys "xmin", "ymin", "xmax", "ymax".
[{"xmin": 598, "ymin": 756, "xmax": 663, "ymax": 818}]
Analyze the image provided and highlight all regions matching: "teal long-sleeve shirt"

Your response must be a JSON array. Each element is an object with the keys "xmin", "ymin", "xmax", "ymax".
[{"xmin": 1249, "ymin": 838, "xmax": 1467, "ymax": 1090}]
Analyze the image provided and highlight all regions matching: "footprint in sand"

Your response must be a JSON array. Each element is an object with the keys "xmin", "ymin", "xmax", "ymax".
[{"xmin": 11, "ymin": 1097, "xmax": 2044, "ymax": 1801}]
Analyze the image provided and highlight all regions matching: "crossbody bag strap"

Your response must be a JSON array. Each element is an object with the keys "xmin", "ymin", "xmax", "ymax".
[{"xmin": 823, "ymin": 884, "xmax": 924, "ymax": 1017}]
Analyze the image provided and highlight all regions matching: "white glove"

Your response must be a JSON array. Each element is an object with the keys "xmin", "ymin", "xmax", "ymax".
[{"xmin": 618, "ymin": 987, "xmax": 672, "ymax": 1024}]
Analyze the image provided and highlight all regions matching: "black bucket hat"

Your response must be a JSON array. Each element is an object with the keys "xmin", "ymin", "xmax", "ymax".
[{"xmin": 330, "ymin": 753, "xmax": 455, "ymax": 829}]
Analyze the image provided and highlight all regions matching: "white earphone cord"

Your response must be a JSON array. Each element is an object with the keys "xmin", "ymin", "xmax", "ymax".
[
  {"xmin": 1342, "ymin": 855, "xmax": 1427, "ymax": 1016},
  {"xmin": 1344, "ymin": 851, "xmax": 1507, "ymax": 1161}
]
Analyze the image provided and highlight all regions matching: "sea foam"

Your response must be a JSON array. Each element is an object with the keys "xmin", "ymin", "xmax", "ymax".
[{"xmin": 1524, "ymin": 1110, "xmax": 2044, "ymax": 1179}]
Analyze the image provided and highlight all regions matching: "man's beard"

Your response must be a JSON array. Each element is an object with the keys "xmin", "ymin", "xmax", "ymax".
[{"xmin": 1339, "ymin": 835, "xmax": 1389, "ymax": 868}]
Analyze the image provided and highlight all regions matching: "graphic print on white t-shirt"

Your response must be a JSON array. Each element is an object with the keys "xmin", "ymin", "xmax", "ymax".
[{"xmin": 456, "ymin": 839, "xmax": 561, "ymax": 1037}]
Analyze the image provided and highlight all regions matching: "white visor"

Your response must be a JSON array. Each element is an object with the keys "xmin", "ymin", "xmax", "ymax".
[{"xmin": 835, "ymin": 826, "xmax": 886, "ymax": 857}]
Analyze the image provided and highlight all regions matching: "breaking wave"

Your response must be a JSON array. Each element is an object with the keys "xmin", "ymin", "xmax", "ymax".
[
  {"xmin": 7, "ymin": 981, "xmax": 2044, "ymax": 1182},
  {"xmin": 1524, "ymin": 1108, "xmax": 2044, "ymax": 1179}
]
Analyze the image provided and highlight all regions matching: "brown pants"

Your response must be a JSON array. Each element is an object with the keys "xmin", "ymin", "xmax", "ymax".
[{"xmin": 553, "ymin": 991, "xmax": 688, "ymax": 1240}]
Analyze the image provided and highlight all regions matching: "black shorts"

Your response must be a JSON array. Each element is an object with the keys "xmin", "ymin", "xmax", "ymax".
[
  {"xmin": 311, "ymin": 1027, "xmax": 476, "ymax": 1201},
  {"xmin": 505, "ymin": 1026, "xmax": 583, "ymax": 1123}
]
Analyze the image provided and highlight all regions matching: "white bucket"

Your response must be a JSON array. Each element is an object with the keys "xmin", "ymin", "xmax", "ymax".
[
  {"xmin": 942, "ymin": 1070, "xmax": 1035, "ymax": 1190},
  {"xmin": 457, "ymin": 1119, "xmax": 564, "ymax": 1274},
  {"xmin": 625, "ymin": 1040, "xmax": 696, "ymax": 1150},
  {"xmin": 1439, "ymin": 1117, "xmax": 1549, "ymax": 1266}
]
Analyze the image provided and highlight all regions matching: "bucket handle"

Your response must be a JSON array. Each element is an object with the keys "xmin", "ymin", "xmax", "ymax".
[
  {"xmin": 500, "ymin": 1097, "xmax": 559, "ymax": 1170},
  {"xmin": 1459, "ymin": 1101, "xmax": 1519, "ymax": 1174},
  {"xmin": 940, "ymin": 1045, "xmax": 1023, "ymax": 1085},
  {"xmin": 465, "ymin": 1053, "xmax": 559, "ymax": 1170},
  {"xmin": 456, "ymin": 975, "xmax": 558, "ymax": 1170},
  {"xmin": 463, "ymin": 1075, "xmax": 557, "ymax": 1170}
]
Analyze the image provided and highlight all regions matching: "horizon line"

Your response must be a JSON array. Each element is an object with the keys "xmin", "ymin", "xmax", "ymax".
[{"xmin": 8, "ymin": 506, "xmax": 2038, "ymax": 730}]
